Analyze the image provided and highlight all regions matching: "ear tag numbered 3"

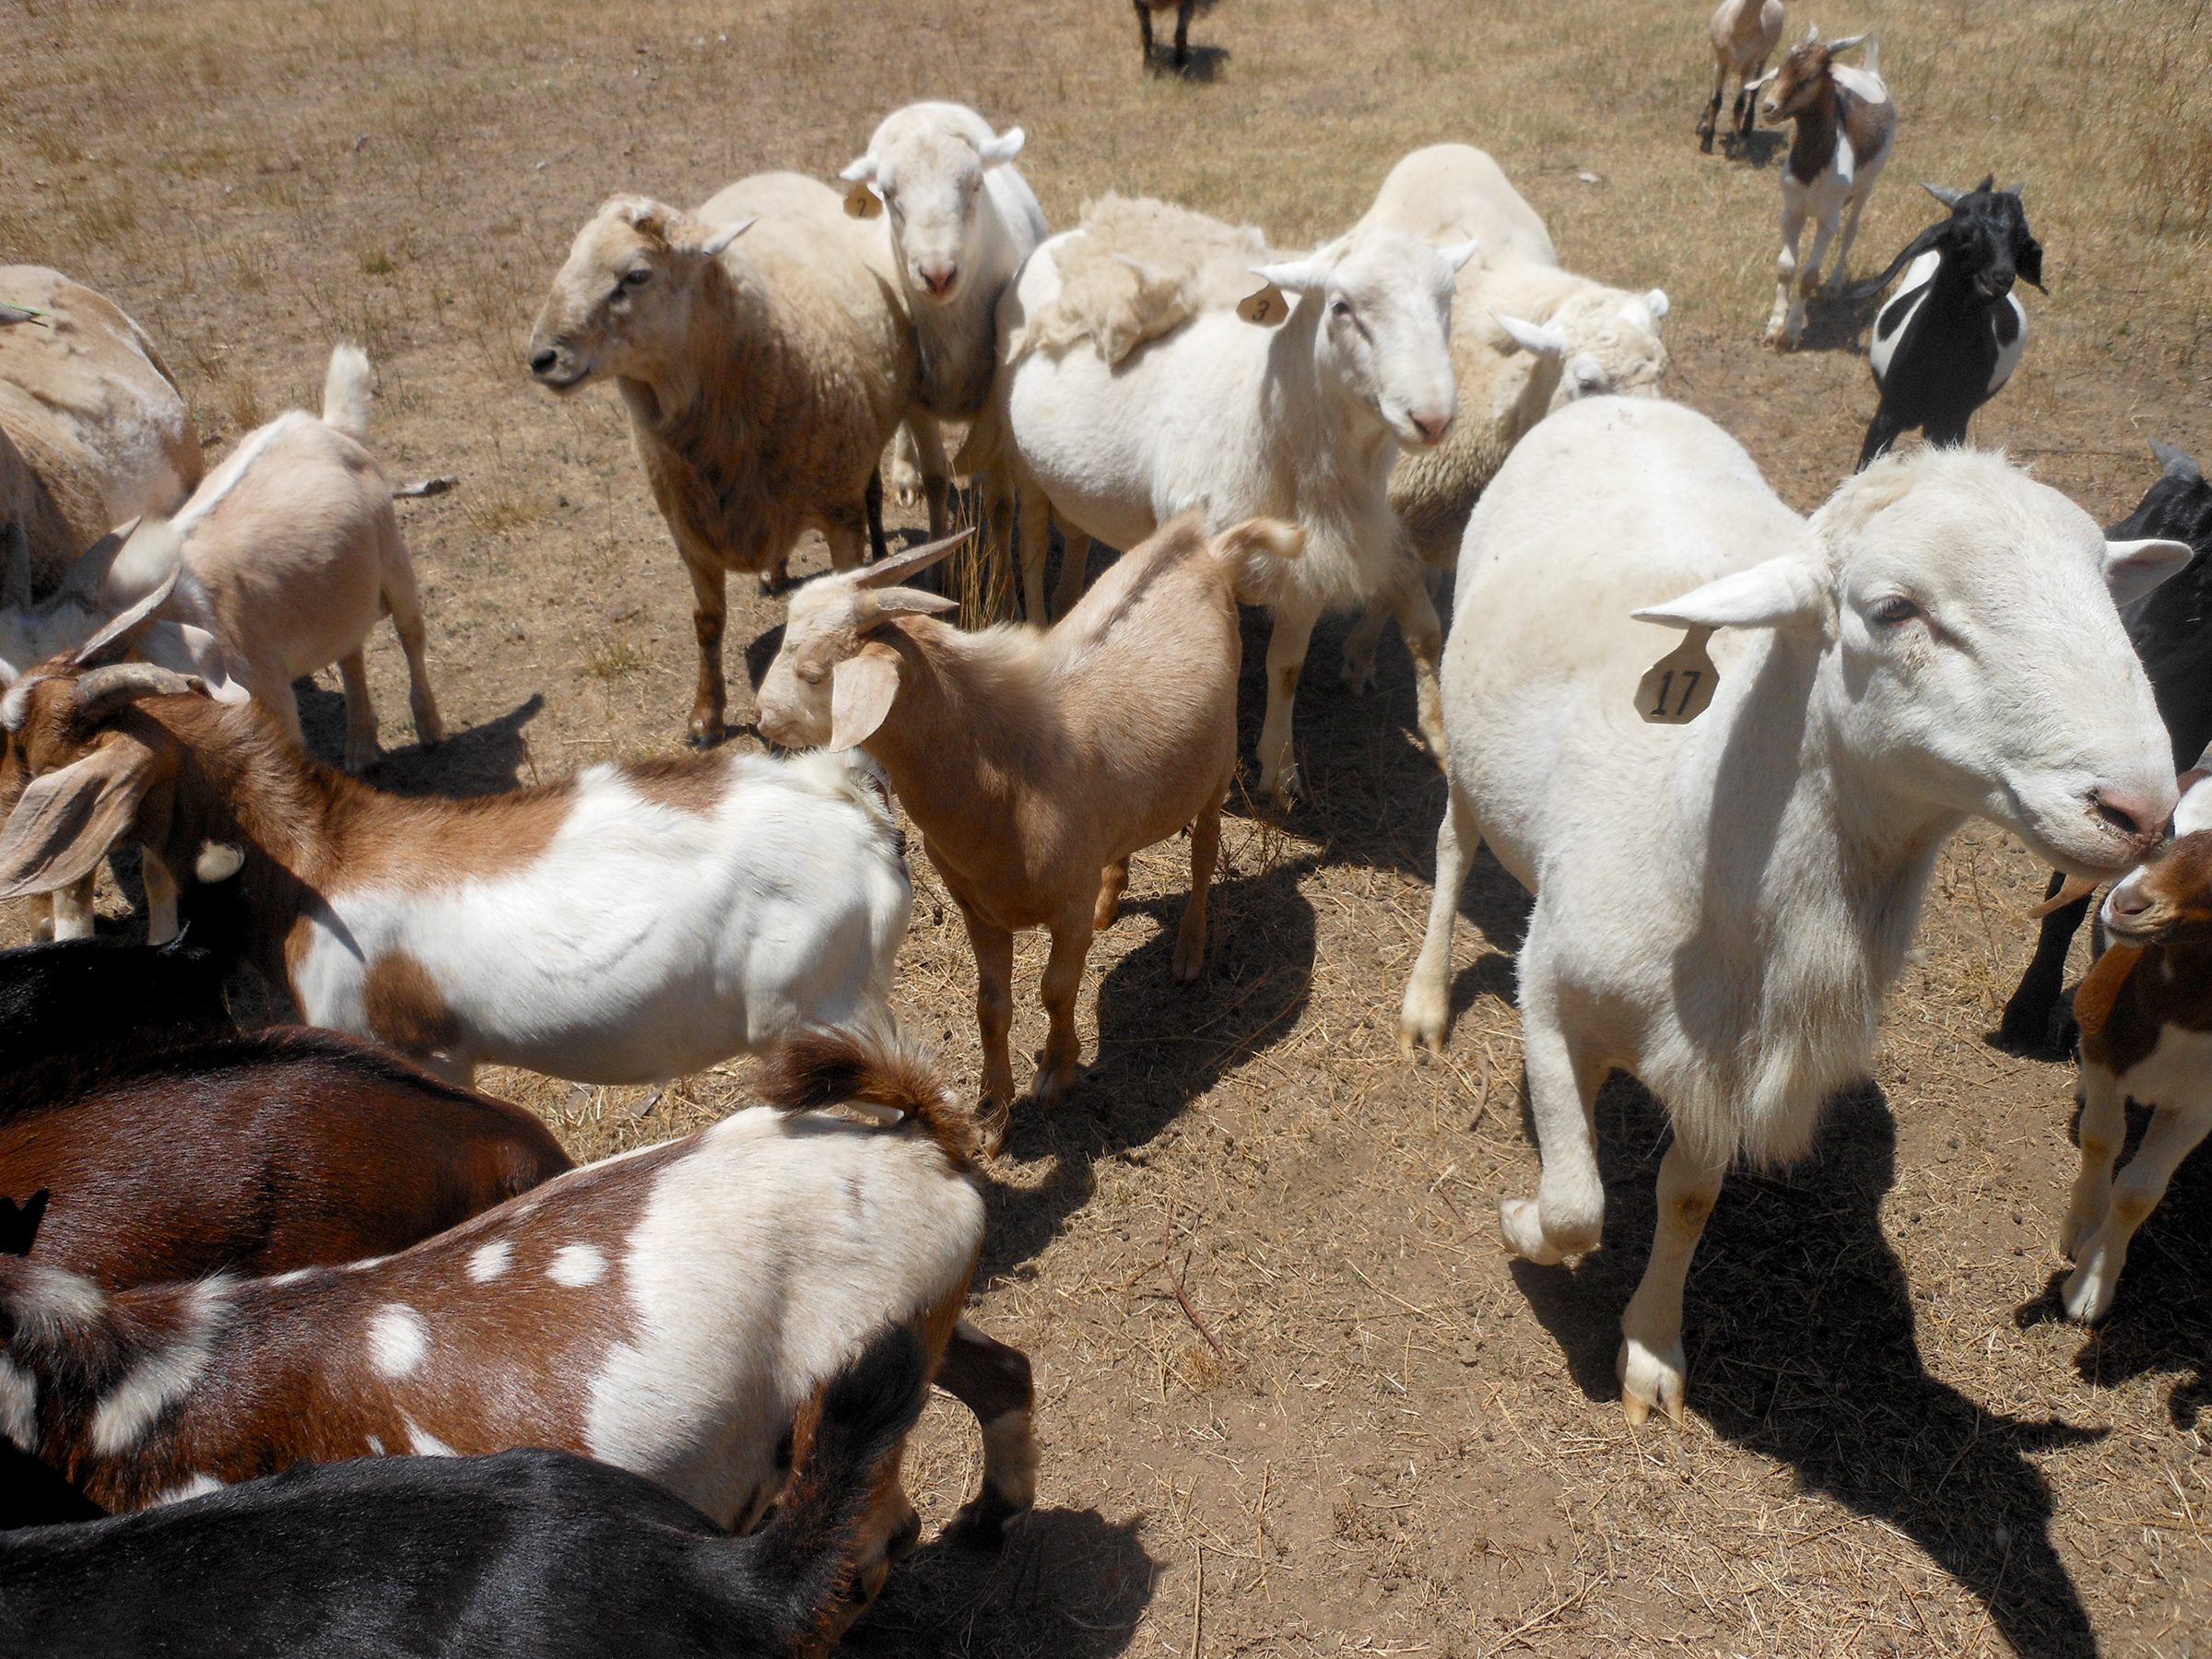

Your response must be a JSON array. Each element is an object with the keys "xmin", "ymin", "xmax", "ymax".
[
  {"xmin": 1236, "ymin": 282, "xmax": 1288, "ymax": 326},
  {"xmin": 844, "ymin": 181, "xmax": 883, "ymax": 220},
  {"xmin": 1637, "ymin": 627, "xmax": 1718, "ymax": 724}
]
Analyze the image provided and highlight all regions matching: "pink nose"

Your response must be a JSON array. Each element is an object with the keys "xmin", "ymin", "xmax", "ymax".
[
  {"xmin": 920, "ymin": 265, "xmax": 959, "ymax": 298},
  {"xmin": 2093, "ymin": 789, "xmax": 2167, "ymax": 852},
  {"xmin": 1407, "ymin": 408, "xmax": 1453, "ymax": 445},
  {"xmin": 2108, "ymin": 880, "xmax": 2153, "ymax": 922}
]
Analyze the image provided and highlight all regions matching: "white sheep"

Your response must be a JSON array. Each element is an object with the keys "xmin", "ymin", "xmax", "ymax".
[
  {"xmin": 1400, "ymin": 394, "xmax": 2189, "ymax": 1425},
  {"xmin": 992, "ymin": 202, "xmax": 1476, "ymax": 798},
  {"xmin": 528, "ymin": 176, "xmax": 937, "ymax": 745}
]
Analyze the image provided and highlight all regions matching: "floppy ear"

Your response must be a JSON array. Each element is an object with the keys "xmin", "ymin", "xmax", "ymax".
[
  {"xmin": 2105, "ymin": 538, "xmax": 2194, "ymax": 608},
  {"xmin": 696, "ymin": 217, "xmax": 755, "ymax": 257},
  {"xmin": 1632, "ymin": 556, "xmax": 1827, "ymax": 631},
  {"xmin": 1490, "ymin": 312, "xmax": 1568, "ymax": 359},
  {"xmin": 2014, "ymin": 234, "xmax": 2043, "ymax": 291},
  {"xmin": 2150, "ymin": 439, "xmax": 2202, "ymax": 483},
  {"xmin": 0, "ymin": 740, "xmax": 159, "ymax": 899},
  {"xmin": 977, "ymin": 127, "xmax": 1026, "ymax": 168},
  {"xmin": 1, "ymin": 523, "xmax": 29, "ymax": 610},
  {"xmin": 828, "ymin": 641, "xmax": 902, "ymax": 751},
  {"xmin": 72, "ymin": 566, "xmax": 181, "ymax": 668},
  {"xmin": 1252, "ymin": 257, "xmax": 1329, "ymax": 295},
  {"xmin": 1438, "ymin": 236, "xmax": 1480, "ymax": 275}
]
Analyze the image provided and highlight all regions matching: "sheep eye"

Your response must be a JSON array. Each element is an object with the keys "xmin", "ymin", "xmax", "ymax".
[
  {"xmin": 1330, "ymin": 300, "xmax": 1353, "ymax": 320},
  {"xmin": 1871, "ymin": 595, "xmax": 1920, "ymax": 626}
]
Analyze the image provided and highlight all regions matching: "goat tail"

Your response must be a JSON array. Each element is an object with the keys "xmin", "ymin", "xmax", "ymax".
[
  {"xmin": 321, "ymin": 345, "xmax": 373, "ymax": 442},
  {"xmin": 737, "ymin": 1323, "xmax": 932, "ymax": 1650},
  {"xmin": 755, "ymin": 1018, "xmax": 984, "ymax": 1167},
  {"xmin": 1213, "ymin": 515, "xmax": 1307, "ymax": 607}
]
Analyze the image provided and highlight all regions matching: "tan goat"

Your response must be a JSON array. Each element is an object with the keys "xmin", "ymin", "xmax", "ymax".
[{"xmin": 756, "ymin": 516, "xmax": 1302, "ymax": 1142}]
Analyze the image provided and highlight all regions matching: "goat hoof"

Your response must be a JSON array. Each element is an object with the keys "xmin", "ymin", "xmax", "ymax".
[
  {"xmin": 2061, "ymin": 1258, "xmax": 2114, "ymax": 1324},
  {"xmin": 943, "ymin": 1488, "xmax": 1023, "ymax": 1552},
  {"xmin": 1618, "ymin": 1335, "xmax": 1687, "ymax": 1428},
  {"xmin": 685, "ymin": 723, "xmax": 725, "ymax": 749}
]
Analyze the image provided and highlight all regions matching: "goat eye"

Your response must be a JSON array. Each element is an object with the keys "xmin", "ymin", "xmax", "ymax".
[
  {"xmin": 796, "ymin": 662, "xmax": 825, "ymax": 686},
  {"xmin": 621, "ymin": 268, "xmax": 652, "ymax": 288},
  {"xmin": 1870, "ymin": 595, "xmax": 1920, "ymax": 626}
]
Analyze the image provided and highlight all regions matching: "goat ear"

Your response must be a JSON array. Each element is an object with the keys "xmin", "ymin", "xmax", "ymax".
[
  {"xmin": 1633, "ymin": 556, "xmax": 1826, "ymax": 632},
  {"xmin": 1490, "ymin": 311, "xmax": 1567, "ymax": 359},
  {"xmin": 72, "ymin": 566, "xmax": 180, "ymax": 669},
  {"xmin": 852, "ymin": 528, "xmax": 973, "ymax": 591},
  {"xmin": 977, "ymin": 127, "xmax": 1026, "ymax": 168},
  {"xmin": 1, "ymin": 523, "xmax": 29, "ymax": 610},
  {"xmin": 0, "ymin": 1188, "xmax": 48, "ymax": 1256},
  {"xmin": 1922, "ymin": 182, "xmax": 1966, "ymax": 210},
  {"xmin": 2105, "ymin": 538, "xmax": 2194, "ymax": 609},
  {"xmin": 696, "ymin": 217, "xmax": 755, "ymax": 257},
  {"xmin": 2150, "ymin": 439, "xmax": 2202, "ymax": 483},
  {"xmin": 0, "ymin": 740, "xmax": 159, "ymax": 899},
  {"xmin": 2015, "ymin": 236, "xmax": 2044, "ymax": 291},
  {"xmin": 828, "ymin": 641, "xmax": 901, "ymax": 752}
]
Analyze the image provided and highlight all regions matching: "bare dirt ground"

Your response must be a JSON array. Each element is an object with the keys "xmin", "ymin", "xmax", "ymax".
[{"xmin": 4, "ymin": 0, "xmax": 2209, "ymax": 1653}]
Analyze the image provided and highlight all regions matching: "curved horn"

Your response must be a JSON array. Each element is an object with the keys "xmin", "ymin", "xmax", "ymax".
[
  {"xmin": 72, "ymin": 662, "xmax": 199, "ymax": 724},
  {"xmin": 1922, "ymin": 182, "xmax": 1967, "ymax": 209},
  {"xmin": 851, "ymin": 528, "xmax": 975, "ymax": 591},
  {"xmin": 1825, "ymin": 31, "xmax": 1866, "ymax": 51},
  {"xmin": 856, "ymin": 588, "xmax": 962, "ymax": 627},
  {"xmin": 1804, "ymin": 19, "xmax": 1819, "ymax": 41},
  {"xmin": 2150, "ymin": 438, "xmax": 2202, "ymax": 482},
  {"xmin": 71, "ymin": 566, "xmax": 180, "ymax": 668}
]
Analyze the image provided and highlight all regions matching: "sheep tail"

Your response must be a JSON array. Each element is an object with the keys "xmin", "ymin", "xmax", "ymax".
[{"xmin": 321, "ymin": 346, "xmax": 374, "ymax": 442}]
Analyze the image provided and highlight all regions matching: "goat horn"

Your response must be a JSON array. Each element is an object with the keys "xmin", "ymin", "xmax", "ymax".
[
  {"xmin": 72, "ymin": 662, "xmax": 198, "ymax": 724},
  {"xmin": 1804, "ymin": 19, "xmax": 1818, "ymax": 41},
  {"xmin": 71, "ymin": 566, "xmax": 181, "ymax": 668},
  {"xmin": 1922, "ymin": 182, "xmax": 1967, "ymax": 209},
  {"xmin": 851, "ymin": 528, "xmax": 976, "ymax": 592},
  {"xmin": 865, "ymin": 589, "xmax": 961, "ymax": 620}
]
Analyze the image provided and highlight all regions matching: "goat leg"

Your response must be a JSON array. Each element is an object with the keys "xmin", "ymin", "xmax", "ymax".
[
  {"xmin": 935, "ymin": 1320, "xmax": 1038, "ymax": 1549},
  {"xmin": 865, "ymin": 468, "xmax": 889, "ymax": 564},
  {"xmin": 1174, "ymin": 0, "xmax": 1193, "ymax": 66}
]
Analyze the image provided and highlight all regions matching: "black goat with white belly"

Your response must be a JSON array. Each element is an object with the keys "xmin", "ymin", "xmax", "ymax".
[{"xmin": 1852, "ymin": 178, "xmax": 2043, "ymax": 469}]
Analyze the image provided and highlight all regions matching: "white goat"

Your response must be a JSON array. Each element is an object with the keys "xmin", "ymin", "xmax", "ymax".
[
  {"xmin": 1755, "ymin": 26, "xmax": 1895, "ymax": 347},
  {"xmin": 994, "ymin": 211, "xmax": 1476, "ymax": 798},
  {"xmin": 0, "ymin": 655, "xmax": 912, "ymax": 1088},
  {"xmin": 1400, "ymin": 395, "xmax": 2189, "ymax": 1425},
  {"xmin": 1699, "ymin": 0, "xmax": 1787, "ymax": 153}
]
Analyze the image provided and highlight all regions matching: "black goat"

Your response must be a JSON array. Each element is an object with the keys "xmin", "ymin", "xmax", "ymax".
[
  {"xmin": 0, "ymin": 935, "xmax": 232, "ymax": 1070},
  {"xmin": 1135, "ymin": 0, "xmax": 1197, "ymax": 68},
  {"xmin": 1852, "ymin": 178, "xmax": 2043, "ymax": 469},
  {"xmin": 0, "ymin": 1324, "xmax": 930, "ymax": 1658},
  {"xmin": 1999, "ymin": 441, "xmax": 2212, "ymax": 1050}
]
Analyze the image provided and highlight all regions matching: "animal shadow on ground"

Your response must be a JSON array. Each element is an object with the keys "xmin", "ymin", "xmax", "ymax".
[
  {"xmin": 2016, "ymin": 1099, "xmax": 2212, "ymax": 1432},
  {"xmin": 1512, "ymin": 1078, "xmax": 2106, "ymax": 1657},
  {"xmin": 295, "ymin": 679, "xmax": 545, "ymax": 797},
  {"xmin": 847, "ymin": 1508, "xmax": 1154, "ymax": 1657},
  {"xmin": 1146, "ymin": 42, "xmax": 1228, "ymax": 81},
  {"xmin": 1722, "ymin": 127, "xmax": 1786, "ymax": 167},
  {"xmin": 1793, "ymin": 283, "xmax": 1888, "ymax": 356},
  {"xmin": 980, "ymin": 856, "xmax": 1318, "ymax": 1278}
]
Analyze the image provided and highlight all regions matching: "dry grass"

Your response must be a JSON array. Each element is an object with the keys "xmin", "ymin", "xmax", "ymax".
[{"xmin": 4, "ymin": 1, "xmax": 2210, "ymax": 1654}]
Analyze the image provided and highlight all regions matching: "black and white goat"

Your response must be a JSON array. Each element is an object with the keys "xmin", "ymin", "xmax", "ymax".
[
  {"xmin": 1851, "ymin": 178, "xmax": 2043, "ymax": 468},
  {"xmin": 2001, "ymin": 441, "xmax": 2212, "ymax": 1049}
]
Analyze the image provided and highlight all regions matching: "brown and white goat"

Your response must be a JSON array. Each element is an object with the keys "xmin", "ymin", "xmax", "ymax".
[
  {"xmin": 0, "ymin": 634, "xmax": 913, "ymax": 1088},
  {"xmin": 0, "ymin": 1023, "xmax": 1037, "ymax": 1594},
  {"xmin": 1754, "ymin": 26, "xmax": 1895, "ymax": 348},
  {"xmin": 756, "ymin": 515, "xmax": 1303, "ymax": 1141},
  {"xmin": 2057, "ymin": 776, "xmax": 2212, "ymax": 1323},
  {"xmin": 1699, "ymin": 0, "xmax": 1786, "ymax": 153}
]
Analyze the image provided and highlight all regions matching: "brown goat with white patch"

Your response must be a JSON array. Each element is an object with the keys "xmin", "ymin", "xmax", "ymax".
[
  {"xmin": 1699, "ymin": 0, "xmax": 1786, "ymax": 153},
  {"xmin": 0, "ymin": 1022, "xmax": 1036, "ymax": 1615},
  {"xmin": 755, "ymin": 515, "xmax": 1303, "ymax": 1140}
]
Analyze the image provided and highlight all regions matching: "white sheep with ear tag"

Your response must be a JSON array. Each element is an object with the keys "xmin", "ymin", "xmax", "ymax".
[{"xmin": 1400, "ymin": 394, "xmax": 2187, "ymax": 1429}]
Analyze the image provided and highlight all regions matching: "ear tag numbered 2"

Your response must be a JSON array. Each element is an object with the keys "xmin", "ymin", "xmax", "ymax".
[
  {"xmin": 844, "ymin": 181, "xmax": 883, "ymax": 220},
  {"xmin": 1236, "ymin": 282, "xmax": 1288, "ymax": 326},
  {"xmin": 1637, "ymin": 627, "xmax": 1718, "ymax": 724}
]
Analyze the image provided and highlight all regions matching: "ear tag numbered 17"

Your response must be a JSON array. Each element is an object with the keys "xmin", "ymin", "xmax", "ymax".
[
  {"xmin": 1236, "ymin": 282, "xmax": 1288, "ymax": 326},
  {"xmin": 844, "ymin": 181, "xmax": 883, "ymax": 220},
  {"xmin": 1636, "ymin": 627, "xmax": 1718, "ymax": 724}
]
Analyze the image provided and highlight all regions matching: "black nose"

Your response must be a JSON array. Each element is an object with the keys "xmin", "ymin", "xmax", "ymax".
[
  {"xmin": 529, "ymin": 347, "xmax": 559, "ymax": 375},
  {"xmin": 1978, "ymin": 269, "xmax": 2015, "ymax": 300}
]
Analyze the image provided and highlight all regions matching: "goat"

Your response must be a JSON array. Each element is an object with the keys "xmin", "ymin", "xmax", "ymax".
[
  {"xmin": 1, "ymin": 1198, "xmax": 104, "ymax": 1530},
  {"xmin": 1699, "ymin": 0, "xmax": 1786, "ymax": 153},
  {"xmin": 0, "ymin": 935, "xmax": 233, "ymax": 1071},
  {"xmin": 756, "ymin": 517, "xmax": 1303, "ymax": 1138},
  {"xmin": 1135, "ymin": 0, "xmax": 1197, "ymax": 68},
  {"xmin": 0, "ymin": 1323, "xmax": 932, "ymax": 1656},
  {"xmin": 1400, "ymin": 395, "xmax": 2188, "ymax": 1424},
  {"xmin": 0, "ymin": 1022, "xmax": 1036, "ymax": 1581},
  {"xmin": 1999, "ymin": 441, "xmax": 2212, "ymax": 1049},
  {"xmin": 3, "ymin": 1026, "xmax": 571, "ymax": 1291},
  {"xmin": 1755, "ymin": 26, "xmax": 1895, "ymax": 348},
  {"xmin": 1851, "ymin": 179, "xmax": 2041, "ymax": 467},
  {"xmin": 0, "ymin": 644, "xmax": 913, "ymax": 1088}
]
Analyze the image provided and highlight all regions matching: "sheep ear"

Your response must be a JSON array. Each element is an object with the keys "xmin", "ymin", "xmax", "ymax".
[
  {"xmin": 977, "ymin": 127, "xmax": 1025, "ymax": 168},
  {"xmin": 696, "ymin": 217, "xmax": 754, "ymax": 257},
  {"xmin": 852, "ymin": 528, "xmax": 973, "ymax": 591},
  {"xmin": 2105, "ymin": 538, "xmax": 2194, "ymax": 609},
  {"xmin": 0, "ymin": 741, "xmax": 157, "ymax": 899},
  {"xmin": 828, "ymin": 642, "xmax": 900, "ymax": 752},
  {"xmin": 2150, "ymin": 439, "xmax": 2202, "ymax": 482},
  {"xmin": 1633, "ymin": 556, "xmax": 1826, "ymax": 631},
  {"xmin": 1643, "ymin": 288, "xmax": 1670, "ymax": 324},
  {"xmin": 839, "ymin": 155, "xmax": 878, "ymax": 185},
  {"xmin": 1922, "ymin": 182, "xmax": 1966, "ymax": 209},
  {"xmin": 73, "ymin": 566, "xmax": 180, "ymax": 669},
  {"xmin": 1, "ymin": 524, "xmax": 29, "ymax": 610},
  {"xmin": 1438, "ymin": 236, "xmax": 1480, "ymax": 275},
  {"xmin": 1490, "ymin": 311, "xmax": 1567, "ymax": 359},
  {"xmin": 1251, "ymin": 258, "xmax": 1328, "ymax": 296}
]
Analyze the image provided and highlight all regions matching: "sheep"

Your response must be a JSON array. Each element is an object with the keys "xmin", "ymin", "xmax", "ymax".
[
  {"xmin": 0, "ymin": 646, "xmax": 914, "ymax": 1089},
  {"xmin": 0, "ymin": 1022, "xmax": 1036, "ymax": 1591},
  {"xmin": 1353, "ymin": 143, "xmax": 1558, "ymax": 267},
  {"xmin": 0, "ymin": 267, "xmax": 202, "ymax": 595},
  {"xmin": 1850, "ymin": 179, "xmax": 2042, "ymax": 468},
  {"xmin": 0, "ymin": 935, "xmax": 233, "ymax": 1070},
  {"xmin": 755, "ymin": 517, "xmax": 1305, "ymax": 1139},
  {"xmin": 529, "ymin": 177, "xmax": 945, "ymax": 746},
  {"xmin": 2050, "ymin": 777, "xmax": 2212, "ymax": 1324},
  {"xmin": 993, "ymin": 204, "xmax": 1477, "ymax": 798},
  {"xmin": 1398, "ymin": 394, "xmax": 2190, "ymax": 1425},
  {"xmin": 1699, "ymin": 0, "xmax": 1787, "ymax": 153},
  {"xmin": 1755, "ymin": 26, "xmax": 1895, "ymax": 348},
  {"xmin": 0, "ymin": 1324, "xmax": 933, "ymax": 1656},
  {"xmin": 2000, "ymin": 441, "xmax": 2212, "ymax": 1049},
  {"xmin": 1135, "ymin": 0, "xmax": 1197, "ymax": 69},
  {"xmin": 4, "ymin": 1026, "xmax": 571, "ymax": 1292}
]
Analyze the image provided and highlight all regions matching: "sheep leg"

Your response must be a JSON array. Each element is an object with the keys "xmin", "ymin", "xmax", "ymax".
[
  {"xmin": 908, "ymin": 413, "xmax": 951, "ymax": 541},
  {"xmin": 1049, "ymin": 524, "xmax": 1092, "ymax": 621},
  {"xmin": 935, "ymin": 1319, "xmax": 1038, "ymax": 1548},
  {"xmin": 1094, "ymin": 860, "xmax": 1130, "ymax": 932},
  {"xmin": 685, "ymin": 558, "xmax": 729, "ymax": 747},
  {"xmin": 382, "ymin": 524, "xmax": 445, "ymax": 746},
  {"xmin": 1498, "ymin": 941, "xmax": 1609, "ymax": 1268},
  {"xmin": 142, "ymin": 853, "xmax": 180, "ymax": 946},
  {"xmin": 48, "ymin": 874, "xmax": 96, "ymax": 941},
  {"xmin": 2064, "ymin": 1094, "xmax": 2212, "ymax": 1324},
  {"xmin": 1014, "ymin": 477, "xmax": 1053, "ymax": 625},
  {"xmin": 338, "ymin": 650, "xmax": 381, "ymax": 773},
  {"xmin": 1400, "ymin": 782, "xmax": 1479, "ymax": 1054},
  {"xmin": 1255, "ymin": 604, "xmax": 1320, "ymax": 803},
  {"xmin": 953, "ymin": 893, "xmax": 1018, "ymax": 1145},
  {"xmin": 1338, "ymin": 594, "xmax": 1394, "ymax": 696},
  {"xmin": 1618, "ymin": 1142, "xmax": 1728, "ymax": 1427},
  {"xmin": 1390, "ymin": 573, "xmax": 1449, "ymax": 763},
  {"xmin": 825, "ymin": 511, "xmax": 868, "ymax": 574},
  {"xmin": 2060, "ymin": 1063, "xmax": 2125, "ymax": 1263},
  {"xmin": 266, "ymin": 676, "xmax": 308, "ymax": 753},
  {"xmin": 1030, "ymin": 910, "xmax": 1095, "ymax": 1107},
  {"xmin": 1765, "ymin": 192, "xmax": 1808, "ymax": 347},
  {"xmin": 1172, "ymin": 790, "xmax": 1224, "ymax": 983}
]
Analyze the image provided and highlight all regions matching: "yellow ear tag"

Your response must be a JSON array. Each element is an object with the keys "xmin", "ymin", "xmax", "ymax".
[
  {"xmin": 1636, "ymin": 627, "xmax": 1719, "ymax": 724},
  {"xmin": 844, "ymin": 181, "xmax": 883, "ymax": 220},
  {"xmin": 1236, "ymin": 283, "xmax": 1288, "ymax": 326}
]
